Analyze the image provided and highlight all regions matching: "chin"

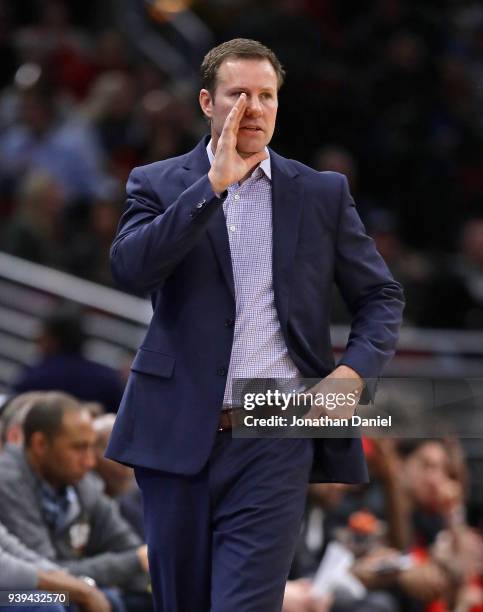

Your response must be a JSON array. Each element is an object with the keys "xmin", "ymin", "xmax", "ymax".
[
  {"xmin": 237, "ymin": 141, "xmax": 266, "ymax": 156},
  {"xmin": 238, "ymin": 132, "xmax": 265, "ymax": 144}
]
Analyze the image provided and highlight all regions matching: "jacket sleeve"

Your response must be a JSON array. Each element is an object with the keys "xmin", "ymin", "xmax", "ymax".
[
  {"xmin": 110, "ymin": 167, "xmax": 225, "ymax": 294},
  {"xmin": 334, "ymin": 175, "xmax": 405, "ymax": 381},
  {"xmin": 59, "ymin": 492, "xmax": 146, "ymax": 590},
  {"xmin": 0, "ymin": 550, "xmax": 39, "ymax": 590},
  {"xmin": 0, "ymin": 522, "xmax": 59, "ymax": 571},
  {"xmin": 59, "ymin": 549, "xmax": 144, "ymax": 589},
  {"xmin": 0, "ymin": 522, "xmax": 60, "ymax": 590}
]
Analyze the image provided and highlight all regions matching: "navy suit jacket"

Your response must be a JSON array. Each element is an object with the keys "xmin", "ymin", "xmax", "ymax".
[{"xmin": 105, "ymin": 137, "xmax": 404, "ymax": 483}]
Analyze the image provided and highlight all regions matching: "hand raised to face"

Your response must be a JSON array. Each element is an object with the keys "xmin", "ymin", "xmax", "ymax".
[{"xmin": 208, "ymin": 93, "xmax": 268, "ymax": 194}]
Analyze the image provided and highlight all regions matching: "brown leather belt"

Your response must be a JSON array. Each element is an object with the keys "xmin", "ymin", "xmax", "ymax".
[
  {"xmin": 218, "ymin": 406, "xmax": 245, "ymax": 432},
  {"xmin": 218, "ymin": 403, "xmax": 287, "ymax": 432}
]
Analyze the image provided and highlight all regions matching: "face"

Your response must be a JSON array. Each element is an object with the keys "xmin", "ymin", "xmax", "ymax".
[
  {"xmin": 33, "ymin": 410, "xmax": 97, "ymax": 487},
  {"xmin": 94, "ymin": 430, "xmax": 133, "ymax": 497},
  {"xmin": 403, "ymin": 442, "xmax": 449, "ymax": 508},
  {"xmin": 199, "ymin": 57, "xmax": 278, "ymax": 157}
]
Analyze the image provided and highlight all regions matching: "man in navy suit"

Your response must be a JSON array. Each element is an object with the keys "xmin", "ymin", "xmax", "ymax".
[{"xmin": 106, "ymin": 38, "xmax": 404, "ymax": 611}]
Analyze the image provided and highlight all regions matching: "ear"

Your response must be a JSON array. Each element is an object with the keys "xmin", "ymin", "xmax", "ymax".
[
  {"xmin": 6, "ymin": 424, "xmax": 23, "ymax": 446},
  {"xmin": 30, "ymin": 431, "xmax": 48, "ymax": 454},
  {"xmin": 199, "ymin": 89, "xmax": 213, "ymax": 120}
]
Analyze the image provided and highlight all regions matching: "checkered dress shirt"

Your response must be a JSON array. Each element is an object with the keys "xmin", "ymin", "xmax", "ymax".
[{"xmin": 206, "ymin": 141, "xmax": 302, "ymax": 406}]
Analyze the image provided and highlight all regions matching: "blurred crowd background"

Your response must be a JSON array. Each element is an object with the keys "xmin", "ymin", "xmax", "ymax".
[
  {"xmin": 0, "ymin": 0, "xmax": 482, "ymax": 327},
  {"xmin": 0, "ymin": 1, "xmax": 482, "ymax": 611}
]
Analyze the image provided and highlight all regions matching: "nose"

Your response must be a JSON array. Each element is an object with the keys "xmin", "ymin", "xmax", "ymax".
[{"xmin": 246, "ymin": 95, "xmax": 262, "ymax": 116}]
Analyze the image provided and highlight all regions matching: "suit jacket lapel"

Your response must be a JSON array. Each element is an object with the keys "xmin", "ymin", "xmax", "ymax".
[
  {"xmin": 270, "ymin": 150, "xmax": 304, "ymax": 332},
  {"xmin": 179, "ymin": 139, "xmax": 303, "ymax": 310},
  {"xmin": 181, "ymin": 138, "xmax": 235, "ymax": 300}
]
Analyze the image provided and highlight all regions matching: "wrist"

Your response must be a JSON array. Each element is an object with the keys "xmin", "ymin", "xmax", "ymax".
[
  {"xmin": 334, "ymin": 364, "xmax": 363, "ymax": 381},
  {"xmin": 208, "ymin": 169, "xmax": 226, "ymax": 195},
  {"xmin": 79, "ymin": 575, "xmax": 97, "ymax": 588},
  {"xmin": 36, "ymin": 570, "xmax": 51, "ymax": 590},
  {"xmin": 70, "ymin": 580, "xmax": 96, "ymax": 605}
]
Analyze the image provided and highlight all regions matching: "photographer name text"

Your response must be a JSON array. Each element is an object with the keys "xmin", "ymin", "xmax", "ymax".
[{"xmin": 243, "ymin": 414, "xmax": 392, "ymax": 428}]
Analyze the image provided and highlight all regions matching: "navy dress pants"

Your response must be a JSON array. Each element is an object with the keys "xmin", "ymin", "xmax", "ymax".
[{"xmin": 135, "ymin": 433, "xmax": 313, "ymax": 612}]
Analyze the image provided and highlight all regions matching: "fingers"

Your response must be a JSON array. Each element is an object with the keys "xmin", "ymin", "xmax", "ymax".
[
  {"xmin": 231, "ymin": 92, "xmax": 248, "ymax": 125},
  {"xmin": 219, "ymin": 93, "xmax": 247, "ymax": 144}
]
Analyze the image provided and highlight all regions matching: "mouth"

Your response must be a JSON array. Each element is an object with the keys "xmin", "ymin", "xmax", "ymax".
[{"xmin": 239, "ymin": 126, "xmax": 263, "ymax": 133}]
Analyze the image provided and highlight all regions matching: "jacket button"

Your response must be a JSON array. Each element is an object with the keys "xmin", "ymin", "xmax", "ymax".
[
  {"xmin": 217, "ymin": 367, "xmax": 227, "ymax": 376},
  {"xmin": 224, "ymin": 318, "xmax": 235, "ymax": 328}
]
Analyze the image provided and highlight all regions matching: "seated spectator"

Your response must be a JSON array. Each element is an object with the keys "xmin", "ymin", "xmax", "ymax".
[
  {"xmin": 363, "ymin": 210, "xmax": 433, "ymax": 327},
  {"xmin": 92, "ymin": 415, "xmax": 133, "ymax": 498},
  {"xmin": 1, "ymin": 171, "xmax": 65, "ymax": 267},
  {"xmin": 0, "ymin": 391, "xmax": 151, "ymax": 611},
  {"xmin": 0, "ymin": 391, "xmax": 44, "ymax": 448},
  {"xmin": 62, "ymin": 197, "xmax": 123, "ymax": 286},
  {"xmin": 93, "ymin": 414, "xmax": 144, "ymax": 538},
  {"xmin": 13, "ymin": 305, "xmax": 124, "ymax": 413},
  {"xmin": 364, "ymin": 437, "xmax": 481, "ymax": 611},
  {"xmin": 290, "ymin": 438, "xmax": 482, "ymax": 611},
  {"xmin": 0, "ymin": 84, "xmax": 108, "ymax": 203},
  {"xmin": 0, "ymin": 520, "xmax": 110, "ymax": 612},
  {"xmin": 395, "ymin": 438, "xmax": 466, "ymax": 548},
  {"xmin": 414, "ymin": 217, "xmax": 483, "ymax": 329},
  {"xmin": 347, "ymin": 438, "xmax": 480, "ymax": 610}
]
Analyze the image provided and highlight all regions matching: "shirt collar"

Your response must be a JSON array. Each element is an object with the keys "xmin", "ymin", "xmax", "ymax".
[{"xmin": 206, "ymin": 138, "xmax": 271, "ymax": 181}]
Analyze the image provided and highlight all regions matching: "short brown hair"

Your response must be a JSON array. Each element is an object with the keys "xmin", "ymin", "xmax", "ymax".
[{"xmin": 201, "ymin": 38, "xmax": 285, "ymax": 95}]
